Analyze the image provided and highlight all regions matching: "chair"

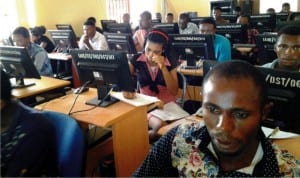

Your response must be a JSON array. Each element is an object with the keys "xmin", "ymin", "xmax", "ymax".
[{"xmin": 42, "ymin": 111, "xmax": 86, "ymax": 177}]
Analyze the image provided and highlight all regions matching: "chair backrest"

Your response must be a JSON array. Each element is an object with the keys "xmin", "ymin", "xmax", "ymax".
[
  {"xmin": 176, "ymin": 71, "xmax": 187, "ymax": 108},
  {"xmin": 42, "ymin": 111, "xmax": 86, "ymax": 177}
]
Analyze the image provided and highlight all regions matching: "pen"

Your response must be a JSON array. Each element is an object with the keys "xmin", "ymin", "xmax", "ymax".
[{"xmin": 267, "ymin": 127, "xmax": 280, "ymax": 139}]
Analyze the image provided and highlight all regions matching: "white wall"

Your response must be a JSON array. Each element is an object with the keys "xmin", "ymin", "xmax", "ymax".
[{"xmin": 260, "ymin": 0, "xmax": 299, "ymax": 13}]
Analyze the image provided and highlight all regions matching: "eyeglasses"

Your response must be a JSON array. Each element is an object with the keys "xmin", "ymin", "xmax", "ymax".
[{"xmin": 276, "ymin": 44, "xmax": 300, "ymax": 52}]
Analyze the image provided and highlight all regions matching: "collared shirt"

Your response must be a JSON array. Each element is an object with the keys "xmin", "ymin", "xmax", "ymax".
[
  {"xmin": 214, "ymin": 34, "xmax": 232, "ymax": 62},
  {"xmin": 179, "ymin": 22, "xmax": 199, "ymax": 34},
  {"xmin": 133, "ymin": 29, "xmax": 148, "ymax": 52},
  {"xmin": 27, "ymin": 43, "xmax": 53, "ymax": 76},
  {"xmin": 262, "ymin": 59, "xmax": 300, "ymax": 72},
  {"xmin": 78, "ymin": 31, "xmax": 108, "ymax": 50}
]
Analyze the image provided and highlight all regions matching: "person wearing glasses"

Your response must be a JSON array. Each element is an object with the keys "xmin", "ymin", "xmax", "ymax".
[{"xmin": 262, "ymin": 25, "xmax": 300, "ymax": 72}]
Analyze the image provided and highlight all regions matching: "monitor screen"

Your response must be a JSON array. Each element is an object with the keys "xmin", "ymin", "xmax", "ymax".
[
  {"xmin": 100, "ymin": 20, "xmax": 117, "ymax": 32},
  {"xmin": 1, "ymin": 35, "xmax": 14, "ymax": 46},
  {"xmin": 203, "ymin": 60, "xmax": 300, "ymax": 134},
  {"xmin": 250, "ymin": 14, "xmax": 276, "ymax": 33},
  {"xmin": 276, "ymin": 13, "xmax": 289, "ymax": 22},
  {"xmin": 152, "ymin": 23, "xmax": 179, "ymax": 34},
  {"xmin": 104, "ymin": 32, "xmax": 137, "ymax": 54},
  {"xmin": 0, "ymin": 46, "xmax": 41, "ymax": 88},
  {"xmin": 257, "ymin": 67, "xmax": 300, "ymax": 134},
  {"xmin": 48, "ymin": 29, "xmax": 78, "ymax": 52},
  {"xmin": 255, "ymin": 33, "xmax": 277, "ymax": 65},
  {"xmin": 105, "ymin": 23, "xmax": 132, "ymax": 34},
  {"xmin": 56, "ymin": 24, "xmax": 77, "ymax": 39},
  {"xmin": 151, "ymin": 19, "xmax": 161, "ymax": 25},
  {"xmin": 70, "ymin": 49, "xmax": 135, "ymax": 107},
  {"xmin": 169, "ymin": 34, "xmax": 215, "ymax": 67},
  {"xmin": 216, "ymin": 23, "xmax": 248, "ymax": 44}
]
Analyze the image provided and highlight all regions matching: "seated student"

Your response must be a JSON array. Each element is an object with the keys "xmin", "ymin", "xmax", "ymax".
[
  {"xmin": 262, "ymin": 25, "xmax": 300, "ymax": 72},
  {"xmin": 199, "ymin": 18, "xmax": 231, "ymax": 62},
  {"xmin": 1, "ymin": 70, "xmax": 58, "ymax": 177},
  {"xmin": 266, "ymin": 8, "xmax": 276, "ymax": 14},
  {"xmin": 178, "ymin": 13, "xmax": 199, "ymax": 34},
  {"xmin": 280, "ymin": 2, "xmax": 293, "ymax": 21},
  {"xmin": 86, "ymin": 17, "xmax": 103, "ymax": 34},
  {"xmin": 212, "ymin": 6, "xmax": 229, "ymax": 25},
  {"xmin": 133, "ymin": 60, "xmax": 300, "ymax": 177},
  {"xmin": 13, "ymin": 27, "xmax": 53, "ymax": 76},
  {"xmin": 30, "ymin": 26, "xmax": 55, "ymax": 53},
  {"xmin": 129, "ymin": 29, "xmax": 178, "ymax": 141},
  {"xmin": 236, "ymin": 15, "xmax": 259, "ymax": 44},
  {"xmin": 155, "ymin": 12, "xmax": 162, "ymax": 23},
  {"xmin": 166, "ymin": 12, "xmax": 174, "ymax": 23},
  {"xmin": 78, "ymin": 20, "xmax": 108, "ymax": 50},
  {"xmin": 133, "ymin": 11, "xmax": 153, "ymax": 52}
]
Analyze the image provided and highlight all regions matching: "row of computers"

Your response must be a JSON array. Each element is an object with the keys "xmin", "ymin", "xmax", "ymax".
[{"xmin": 1, "ymin": 45, "xmax": 299, "ymax": 134}]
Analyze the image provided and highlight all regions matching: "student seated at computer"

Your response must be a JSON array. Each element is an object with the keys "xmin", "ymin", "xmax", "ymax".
[
  {"xmin": 166, "ymin": 13, "xmax": 174, "ymax": 23},
  {"xmin": 262, "ymin": 25, "xmax": 300, "ymax": 72},
  {"xmin": 78, "ymin": 20, "xmax": 108, "ymax": 50},
  {"xmin": 237, "ymin": 15, "xmax": 260, "ymax": 44},
  {"xmin": 86, "ymin": 17, "xmax": 103, "ymax": 34},
  {"xmin": 1, "ymin": 70, "xmax": 58, "ymax": 177},
  {"xmin": 198, "ymin": 18, "xmax": 231, "ymax": 62},
  {"xmin": 129, "ymin": 29, "xmax": 178, "ymax": 141},
  {"xmin": 30, "ymin": 26, "xmax": 55, "ymax": 53},
  {"xmin": 133, "ymin": 11, "xmax": 153, "ymax": 52},
  {"xmin": 212, "ymin": 6, "xmax": 229, "ymax": 25},
  {"xmin": 178, "ymin": 13, "xmax": 199, "ymax": 34},
  {"xmin": 13, "ymin": 27, "xmax": 53, "ymax": 76}
]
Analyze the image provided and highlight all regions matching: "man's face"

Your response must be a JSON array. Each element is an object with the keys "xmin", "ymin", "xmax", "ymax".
[
  {"xmin": 140, "ymin": 15, "xmax": 151, "ymax": 30},
  {"xmin": 199, "ymin": 23, "xmax": 215, "ymax": 35},
  {"xmin": 282, "ymin": 5, "xmax": 290, "ymax": 13},
  {"xmin": 166, "ymin": 15, "xmax": 174, "ymax": 23},
  {"xmin": 123, "ymin": 14, "xmax": 130, "ymax": 23},
  {"xmin": 179, "ymin": 17, "xmax": 188, "ymax": 30},
  {"xmin": 213, "ymin": 9, "xmax": 222, "ymax": 19},
  {"xmin": 83, "ymin": 25, "xmax": 96, "ymax": 38},
  {"xmin": 275, "ymin": 34, "xmax": 300, "ymax": 70},
  {"xmin": 13, "ymin": 34, "xmax": 30, "ymax": 47},
  {"xmin": 202, "ymin": 76, "xmax": 265, "ymax": 156}
]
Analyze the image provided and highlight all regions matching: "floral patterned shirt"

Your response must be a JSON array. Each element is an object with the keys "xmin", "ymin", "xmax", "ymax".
[{"xmin": 133, "ymin": 122, "xmax": 300, "ymax": 177}]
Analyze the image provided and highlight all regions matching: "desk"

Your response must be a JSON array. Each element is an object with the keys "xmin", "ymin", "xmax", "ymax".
[
  {"xmin": 12, "ymin": 76, "xmax": 70, "ymax": 99},
  {"xmin": 158, "ymin": 116, "xmax": 300, "ymax": 158},
  {"xmin": 35, "ymin": 88, "xmax": 149, "ymax": 176},
  {"xmin": 177, "ymin": 60, "xmax": 203, "ymax": 76}
]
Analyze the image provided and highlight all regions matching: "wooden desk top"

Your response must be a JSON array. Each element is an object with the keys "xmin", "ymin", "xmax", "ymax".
[
  {"xmin": 12, "ymin": 76, "xmax": 70, "ymax": 99},
  {"xmin": 158, "ymin": 115, "xmax": 300, "ymax": 158},
  {"xmin": 35, "ymin": 88, "xmax": 141, "ymax": 127},
  {"xmin": 48, "ymin": 53, "xmax": 72, "ymax": 61},
  {"xmin": 177, "ymin": 60, "xmax": 203, "ymax": 76}
]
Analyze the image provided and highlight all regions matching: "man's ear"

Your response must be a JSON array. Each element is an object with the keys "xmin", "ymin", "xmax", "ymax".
[{"xmin": 261, "ymin": 102, "xmax": 274, "ymax": 121}]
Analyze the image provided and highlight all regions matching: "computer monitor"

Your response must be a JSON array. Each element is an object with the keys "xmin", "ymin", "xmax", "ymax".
[
  {"xmin": 255, "ymin": 33, "xmax": 277, "ymax": 65},
  {"xmin": 257, "ymin": 67, "xmax": 300, "ymax": 134},
  {"xmin": 276, "ymin": 13, "xmax": 289, "ymax": 22},
  {"xmin": 104, "ymin": 32, "xmax": 137, "ymax": 54},
  {"xmin": 169, "ymin": 34, "xmax": 215, "ymax": 67},
  {"xmin": 56, "ymin": 24, "xmax": 77, "ymax": 39},
  {"xmin": 0, "ymin": 46, "xmax": 41, "ymax": 88},
  {"xmin": 151, "ymin": 19, "xmax": 161, "ymax": 25},
  {"xmin": 48, "ymin": 29, "xmax": 78, "ymax": 52},
  {"xmin": 70, "ymin": 49, "xmax": 135, "ymax": 107},
  {"xmin": 216, "ymin": 23, "xmax": 248, "ymax": 44},
  {"xmin": 250, "ymin": 13, "xmax": 276, "ymax": 33},
  {"xmin": 100, "ymin": 20, "xmax": 117, "ymax": 32},
  {"xmin": 152, "ymin": 23, "xmax": 179, "ymax": 34},
  {"xmin": 105, "ymin": 23, "xmax": 132, "ymax": 34},
  {"xmin": 221, "ymin": 14, "xmax": 238, "ymax": 23},
  {"xmin": 190, "ymin": 17, "xmax": 211, "ymax": 26},
  {"xmin": 203, "ymin": 60, "xmax": 300, "ymax": 134}
]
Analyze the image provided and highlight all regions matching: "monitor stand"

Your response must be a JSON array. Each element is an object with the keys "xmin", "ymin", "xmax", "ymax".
[
  {"xmin": 85, "ymin": 85, "xmax": 119, "ymax": 107},
  {"xmin": 11, "ymin": 76, "xmax": 35, "ymax": 89}
]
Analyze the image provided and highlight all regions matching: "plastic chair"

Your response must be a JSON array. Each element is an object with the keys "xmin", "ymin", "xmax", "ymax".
[{"xmin": 42, "ymin": 111, "xmax": 86, "ymax": 177}]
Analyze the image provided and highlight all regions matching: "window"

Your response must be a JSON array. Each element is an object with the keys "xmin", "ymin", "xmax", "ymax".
[
  {"xmin": 260, "ymin": 0, "xmax": 298, "ymax": 13},
  {"xmin": 0, "ymin": 0, "xmax": 18, "ymax": 40}
]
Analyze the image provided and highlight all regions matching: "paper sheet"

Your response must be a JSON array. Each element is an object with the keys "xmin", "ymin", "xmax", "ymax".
[
  {"xmin": 150, "ymin": 101, "xmax": 190, "ymax": 121},
  {"xmin": 262, "ymin": 126, "xmax": 300, "ymax": 139},
  {"xmin": 110, "ymin": 91, "xmax": 160, "ymax": 107}
]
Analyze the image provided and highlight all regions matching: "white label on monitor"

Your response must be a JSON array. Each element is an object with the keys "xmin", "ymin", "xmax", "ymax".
[{"xmin": 93, "ymin": 71, "xmax": 103, "ymax": 80}]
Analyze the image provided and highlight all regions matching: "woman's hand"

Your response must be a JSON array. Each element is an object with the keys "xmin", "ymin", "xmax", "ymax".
[
  {"xmin": 122, "ymin": 91, "xmax": 136, "ymax": 99},
  {"xmin": 151, "ymin": 55, "xmax": 165, "ymax": 69}
]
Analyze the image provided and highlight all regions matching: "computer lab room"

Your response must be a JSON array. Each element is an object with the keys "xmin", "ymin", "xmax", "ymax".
[{"xmin": 1, "ymin": 0, "xmax": 300, "ymax": 177}]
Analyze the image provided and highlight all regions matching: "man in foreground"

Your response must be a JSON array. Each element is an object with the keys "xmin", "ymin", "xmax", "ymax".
[{"xmin": 133, "ymin": 61, "xmax": 300, "ymax": 177}]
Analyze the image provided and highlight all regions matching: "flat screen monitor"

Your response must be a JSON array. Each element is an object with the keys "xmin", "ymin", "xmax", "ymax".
[
  {"xmin": 104, "ymin": 32, "xmax": 137, "ymax": 54},
  {"xmin": 70, "ymin": 49, "xmax": 135, "ymax": 107},
  {"xmin": 152, "ymin": 23, "xmax": 179, "ymax": 34},
  {"xmin": 250, "ymin": 14, "xmax": 276, "ymax": 33},
  {"xmin": 257, "ymin": 67, "xmax": 300, "ymax": 134},
  {"xmin": 276, "ymin": 13, "xmax": 289, "ymax": 22},
  {"xmin": 255, "ymin": 33, "xmax": 277, "ymax": 65},
  {"xmin": 216, "ymin": 23, "xmax": 248, "ymax": 44},
  {"xmin": 105, "ymin": 23, "xmax": 132, "ymax": 34},
  {"xmin": 151, "ymin": 19, "xmax": 161, "ymax": 25},
  {"xmin": 221, "ymin": 14, "xmax": 238, "ymax": 23},
  {"xmin": 48, "ymin": 29, "xmax": 78, "ymax": 52},
  {"xmin": 169, "ymin": 34, "xmax": 215, "ymax": 67},
  {"xmin": 0, "ymin": 46, "xmax": 41, "ymax": 88},
  {"xmin": 100, "ymin": 20, "xmax": 117, "ymax": 32},
  {"xmin": 203, "ymin": 60, "xmax": 300, "ymax": 134},
  {"xmin": 56, "ymin": 24, "xmax": 77, "ymax": 39},
  {"xmin": 190, "ymin": 17, "xmax": 211, "ymax": 26}
]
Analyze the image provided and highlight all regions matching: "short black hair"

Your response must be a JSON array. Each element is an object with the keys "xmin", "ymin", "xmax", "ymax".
[
  {"xmin": 140, "ymin": 11, "xmax": 152, "ymax": 20},
  {"xmin": 282, "ymin": 2, "xmax": 290, "ymax": 7},
  {"xmin": 199, "ymin": 17, "xmax": 217, "ymax": 29},
  {"xmin": 13, "ymin": 27, "xmax": 30, "ymax": 38},
  {"xmin": 213, "ymin": 6, "xmax": 222, "ymax": 12},
  {"xmin": 87, "ymin": 17, "xmax": 96, "ymax": 23},
  {"xmin": 30, "ymin": 26, "xmax": 46, "ymax": 36},
  {"xmin": 83, "ymin": 20, "xmax": 95, "ymax": 26},
  {"xmin": 1, "ymin": 70, "xmax": 12, "ymax": 103},
  {"xmin": 278, "ymin": 25, "xmax": 300, "ymax": 36},
  {"xmin": 203, "ymin": 60, "xmax": 268, "ymax": 107},
  {"xmin": 167, "ymin": 13, "xmax": 173, "ymax": 17}
]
